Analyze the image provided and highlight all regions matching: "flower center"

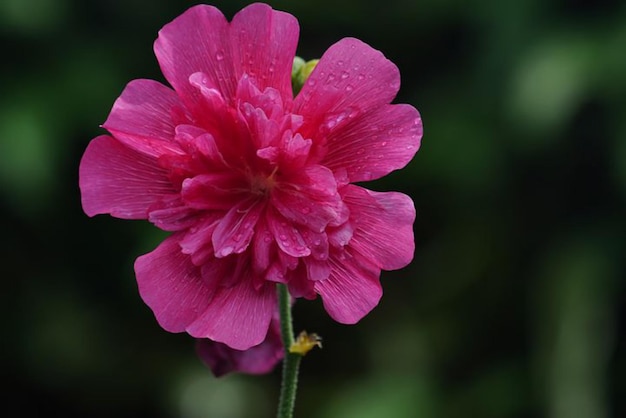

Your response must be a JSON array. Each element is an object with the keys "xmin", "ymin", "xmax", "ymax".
[{"xmin": 250, "ymin": 166, "xmax": 279, "ymax": 197}]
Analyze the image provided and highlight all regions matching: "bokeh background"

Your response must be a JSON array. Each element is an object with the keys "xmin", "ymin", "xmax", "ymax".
[{"xmin": 2, "ymin": 0, "xmax": 625, "ymax": 417}]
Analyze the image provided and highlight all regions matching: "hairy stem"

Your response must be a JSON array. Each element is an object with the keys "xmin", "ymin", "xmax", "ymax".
[{"xmin": 276, "ymin": 284, "xmax": 301, "ymax": 418}]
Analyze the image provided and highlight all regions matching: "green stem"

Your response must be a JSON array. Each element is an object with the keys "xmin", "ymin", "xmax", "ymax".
[{"xmin": 276, "ymin": 284, "xmax": 301, "ymax": 418}]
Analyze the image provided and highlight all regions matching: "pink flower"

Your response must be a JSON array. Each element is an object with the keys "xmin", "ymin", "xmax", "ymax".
[
  {"xmin": 79, "ymin": 3, "xmax": 422, "ymax": 351},
  {"xmin": 196, "ymin": 309, "xmax": 283, "ymax": 377}
]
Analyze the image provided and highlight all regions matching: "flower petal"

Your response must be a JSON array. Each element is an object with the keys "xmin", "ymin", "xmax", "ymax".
[
  {"xmin": 212, "ymin": 199, "xmax": 265, "ymax": 258},
  {"xmin": 79, "ymin": 135, "xmax": 176, "ymax": 219},
  {"xmin": 154, "ymin": 4, "xmax": 299, "ymax": 107},
  {"xmin": 272, "ymin": 165, "xmax": 347, "ymax": 232},
  {"xmin": 322, "ymin": 104, "xmax": 422, "ymax": 182},
  {"xmin": 134, "ymin": 233, "xmax": 216, "ymax": 333},
  {"xmin": 187, "ymin": 281, "xmax": 276, "ymax": 350},
  {"xmin": 102, "ymin": 79, "xmax": 188, "ymax": 158},
  {"xmin": 181, "ymin": 172, "xmax": 246, "ymax": 211},
  {"xmin": 343, "ymin": 185, "xmax": 416, "ymax": 270},
  {"xmin": 294, "ymin": 37, "xmax": 400, "ymax": 138},
  {"xmin": 266, "ymin": 208, "xmax": 311, "ymax": 258},
  {"xmin": 230, "ymin": 3, "xmax": 299, "ymax": 103},
  {"xmin": 179, "ymin": 214, "xmax": 222, "ymax": 266},
  {"xmin": 196, "ymin": 312, "xmax": 283, "ymax": 376},
  {"xmin": 148, "ymin": 195, "xmax": 200, "ymax": 231},
  {"xmin": 314, "ymin": 250, "xmax": 382, "ymax": 324},
  {"xmin": 154, "ymin": 5, "xmax": 236, "ymax": 106}
]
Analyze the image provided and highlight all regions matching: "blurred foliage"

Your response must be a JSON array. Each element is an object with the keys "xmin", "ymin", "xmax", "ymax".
[{"xmin": 1, "ymin": 0, "xmax": 625, "ymax": 417}]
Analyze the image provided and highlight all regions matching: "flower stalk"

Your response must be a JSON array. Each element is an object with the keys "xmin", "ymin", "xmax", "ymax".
[{"xmin": 277, "ymin": 284, "xmax": 301, "ymax": 418}]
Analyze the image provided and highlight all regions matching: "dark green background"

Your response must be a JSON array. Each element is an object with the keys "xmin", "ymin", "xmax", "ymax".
[{"xmin": 2, "ymin": 0, "xmax": 625, "ymax": 417}]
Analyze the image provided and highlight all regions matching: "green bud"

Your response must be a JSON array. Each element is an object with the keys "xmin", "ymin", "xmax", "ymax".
[{"xmin": 291, "ymin": 56, "xmax": 319, "ymax": 96}]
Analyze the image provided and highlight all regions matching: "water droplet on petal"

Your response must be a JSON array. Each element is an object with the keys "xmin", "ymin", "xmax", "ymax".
[
  {"xmin": 345, "ymin": 85, "xmax": 354, "ymax": 92},
  {"xmin": 215, "ymin": 51, "xmax": 224, "ymax": 61},
  {"xmin": 301, "ymin": 206, "xmax": 311, "ymax": 214},
  {"xmin": 219, "ymin": 246, "xmax": 233, "ymax": 257},
  {"xmin": 381, "ymin": 141, "xmax": 387, "ymax": 146},
  {"xmin": 341, "ymin": 71, "xmax": 350, "ymax": 80}
]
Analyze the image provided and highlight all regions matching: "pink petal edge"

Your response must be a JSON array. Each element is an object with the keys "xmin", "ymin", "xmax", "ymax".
[
  {"xmin": 79, "ymin": 135, "xmax": 176, "ymax": 219},
  {"xmin": 135, "ymin": 233, "xmax": 216, "ymax": 332}
]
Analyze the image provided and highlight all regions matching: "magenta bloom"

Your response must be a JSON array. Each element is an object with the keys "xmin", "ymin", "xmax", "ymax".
[
  {"xmin": 79, "ymin": 3, "xmax": 422, "ymax": 351},
  {"xmin": 197, "ymin": 309, "xmax": 283, "ymax": 377}
]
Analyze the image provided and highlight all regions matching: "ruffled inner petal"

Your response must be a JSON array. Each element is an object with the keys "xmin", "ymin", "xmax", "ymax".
[
  {"xmin": 148, "ymin": 195, "xmax": 200, "ymax": 231},
  {"xmin": 212, "ymin": 199, "xmax": 265, "ymax": 258},
  {"xmin": 179, "ymin": 214, "xmax": 223, "ymax": 266},
  {"xmin": 266, "ymin": 208, "xmax": 311, "ymax": 258},
  {"xmin": 271, "ymin": 164, "xmax": 347, "ymax": 232},
  {"xmin": 102, "ymin": 79, "xmax": 188, "ymax": 157},
  {"xmin": 181, "ymin": 172, "xmax": 247, "ymax": 211}
]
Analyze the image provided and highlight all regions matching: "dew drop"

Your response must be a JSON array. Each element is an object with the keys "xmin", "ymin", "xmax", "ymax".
[
  {"xmin": 327, "ymin": 73, "xmax": 336, "ymax": 82},
  {"xmin": 279, "ymin": 234, "xmax": 288, "ymax": 241},
  {"xmin": 233, "ymin": 233, "xmax": 243, "ymax": 241},
  {"xmin": 337, "ymin": 60, "xmax": 344, "ymax": 66},
  {"xmin": 301, "ymin": 206, "xmax": 311, "ymax": 214},
  {"xmin": 341, "ymin": 71, "xmax": 350, "ymax": 80},
  {"xmin": 313, "ymin": 239, "xmax": 321, "ymax": 246},
  {"xmin": 381, "ymin": 141, "xmax": 387, "ymax": 146},
  {"xmin": 345, "ymin": 85, "xmax": 354, "ymax": 92},
  {"xmin": 215, "ymin": 51, "xmax": 224, "ymax": 61},
  {"xmin": 219, "ymin": 246, "xmax": 233, "ymax": 257},
  {"xmin": 264, "ymin": 236, "xmax": 272, "ymax": 243},
  {"xmin": 357, "ymin": 73, "xmax": 365, "ymax": 80}
]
